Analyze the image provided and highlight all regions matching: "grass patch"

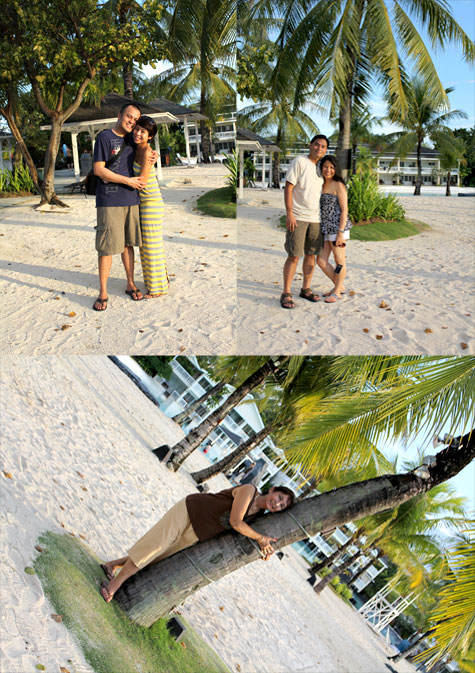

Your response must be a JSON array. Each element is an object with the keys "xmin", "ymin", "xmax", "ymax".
[
  {"xmin": 33, "ymin": 532, "xmax": 230, "ymax": 673},
  {"xmin": 196, "ymin": 186, "xmax": 236, "ymax": 219},
  {"xmin": 350, "ymin": 219, "xmax": 428, "ymax": 241},
  {"xmin": 278, "ymin": 215, "xmax": 427, "ymax": 240}
]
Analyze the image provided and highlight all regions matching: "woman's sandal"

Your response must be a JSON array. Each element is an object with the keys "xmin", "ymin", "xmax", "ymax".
[
  {"xmin": 299, "ymin": 288, "xmax": 321, "ymax": 302},
  {"xmin": 324, "ymin": 293, "xmax": 339, "ymax": 303},
  {"xmin": 280, "ymin": 292, "xmax": 295, "ymax": 309},
  {"xmin": 100, "ymin": 581, "xmax": 115, "ymax": 603}
]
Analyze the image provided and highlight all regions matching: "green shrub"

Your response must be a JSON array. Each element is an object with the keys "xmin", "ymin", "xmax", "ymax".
[
  {"xmin": 223, "ymin": 149, "xmax": 238, "ymax": 202},
  {"xmin": 348, "ymin": 171, "xmax": 405, "ymax": 223},
  {"xmin": 0, "ymin": 164, "xmax": 36, "ymax": 194}
]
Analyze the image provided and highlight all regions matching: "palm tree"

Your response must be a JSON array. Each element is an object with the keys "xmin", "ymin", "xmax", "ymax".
[
  {"xmin": 114, "ymin": 430, "xmax": 474, "ymax": 626},
  {"xmin": 314, "ymin": 468, "xmax": 468, "ymax": 593},
  {"xmin": 283, "ymin": 356, "xmax": 475, "ymax": 481},
  {"xmin": 147, "ymin": 0, "xmax": 236, "ymax": 162},
  {"xmin": 387, "ymin": 78, "xmax": 467, "ymax": 195},
  {"xmin": 269, "ymin": 0, "xmax": 474, "ymax": 177},
  {"xmin": 433, "ymin": 130, "xmax": 466, "ymax": 196},
  {"xmin": 164, "ymin": 357, "xmax": 290, "ymax": 470},
  {"xmin": 422, "ymin": 534, "xmax": 475, "ymax": 668}
]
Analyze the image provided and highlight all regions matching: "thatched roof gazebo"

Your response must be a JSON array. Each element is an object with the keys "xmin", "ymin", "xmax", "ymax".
[
  {"xmin": 236, "ymin": 128, "xmax": 282, "ymax": 200},
  {"xmin": 40, "ymin": 93, "xmax": 207, "ymax": 181}
]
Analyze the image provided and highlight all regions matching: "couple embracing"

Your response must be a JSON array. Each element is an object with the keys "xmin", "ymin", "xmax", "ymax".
[
  {"xmin": 280, "ymin": 135, "xmax": 352, "ymax": 309},
  {"xmin": 93, "ymin": 103, "xmax": 169, "ymax": 312}
]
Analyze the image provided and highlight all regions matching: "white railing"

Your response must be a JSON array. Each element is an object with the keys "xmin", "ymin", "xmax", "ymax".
[{"xmin": 171, "ymin": 360, "xmax": 197, "ymax": 387}]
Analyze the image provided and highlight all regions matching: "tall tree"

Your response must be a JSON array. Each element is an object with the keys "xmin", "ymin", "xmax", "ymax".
[
  {"xmin": 146, "ymin": 0, "xmax": 236, "ymax": 162},
  {"xmin": 387, "ymin": 78, "xmax": 467, "ymax": 195},
  {"xmin": 269, "ymin": 0, "xmax": 474, "ymax": 177},
  {"xmin": 164, "ymin": 357, "xmax": 289, "ymax": 470},
  {"xmin": 0, "ymin": 0, "xmax": 165, "ymax": 206},
  {"xmin": 114, "ymin": 430, "xmax": 474, "ymax": 626},
  {"xmin": 433, "ymin": 130, "xmax": 466, "ymax": 196}
]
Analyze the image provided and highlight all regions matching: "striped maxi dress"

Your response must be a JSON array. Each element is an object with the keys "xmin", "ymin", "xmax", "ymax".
[{"xmin": 134, "ymin": 161, "xmax": 169, "ymax": 296}]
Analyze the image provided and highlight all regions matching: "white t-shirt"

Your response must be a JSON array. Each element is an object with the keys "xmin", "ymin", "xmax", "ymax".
[{"xmin": 285, "ymin": 155, "xmax": 323, "ymax": 222}]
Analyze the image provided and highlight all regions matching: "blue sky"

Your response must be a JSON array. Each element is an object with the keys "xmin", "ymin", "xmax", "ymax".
[{"xmin": 234, "ymin": 0, "xmax": 475, "ymax": 138}]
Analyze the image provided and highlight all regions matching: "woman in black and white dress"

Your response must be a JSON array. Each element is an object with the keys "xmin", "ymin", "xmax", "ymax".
[{"xmin": 316, "ymin": 155, "xmax": 352, "ymax": 303}]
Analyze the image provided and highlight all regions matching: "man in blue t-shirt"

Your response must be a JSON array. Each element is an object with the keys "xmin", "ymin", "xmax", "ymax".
[{"xmin": 92, "ymin": 103, "xmax": 147, "ymax": 311}]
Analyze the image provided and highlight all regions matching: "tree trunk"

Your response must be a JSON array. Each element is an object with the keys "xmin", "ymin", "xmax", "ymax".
[
  {"xmin": 414, "ymin": 136, "xmax": 422, "ymax": 195},
  {"xmin": 123, "ymin": 63, "xmax": 134, "ymax": 98},
  {"xmin": 190, "ymin": 426, "xmax": 272, "ymax": 484},
  {"xmin": 445, "ymin": 170, "xmax": 451, "ymax": 196},
  {"xmin": 313, "ymin": 548, "xmax": 361, "ymax": 594},
  {"xmin": 172, "ymin": 381, "xmax": 227, "ymax": 425},
  {"xmin": 41, "ymin": 118, "xmax": 69, "ymax": 207},
  {"xmin": 272, "ymin": 124, "xmax": 283, "ymax": 188},
  {"xmin": 309, "ymin": 533, "xmax": 356, "ymax": 575},
  {"xmin": 114, "ymin": 431, "xmax": 473, "ymax": 625},
  {"xmin": 168, "ymin": 358, "xmax": 286, "ymax": 470},
  {"xmin": 351, "ymin": 141, "xmax": 357, "ymax": 175},
  {"xmin": 349, "ymin": 547, "xmax": 383, "ymax": 586},
  {"xmin": 336, "ymin": 93, "xmax": 352, "ymax": 180},
  {"xmin": 200, "ymin": 115, "xmax": 211, "ymax": 164}
]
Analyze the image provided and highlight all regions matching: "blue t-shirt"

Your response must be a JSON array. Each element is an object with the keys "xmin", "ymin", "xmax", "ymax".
[{"xmin": 93, "ymin": 129, "xmax": 139, "ymax": 208}]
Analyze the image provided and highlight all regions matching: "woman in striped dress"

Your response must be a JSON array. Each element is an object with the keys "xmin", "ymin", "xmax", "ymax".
[{"xmin": 132, "ymin": 116, "xmax": 169, "ymax": 298}]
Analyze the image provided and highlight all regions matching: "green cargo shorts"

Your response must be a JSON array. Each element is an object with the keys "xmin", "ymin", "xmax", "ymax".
[
  {"xmin": 284, "ymin": 220, "xmax": 323, "ymax": 257},
  {"xmin": 95, "ymin": 205, "xmax": 141, "ymax": 256}
]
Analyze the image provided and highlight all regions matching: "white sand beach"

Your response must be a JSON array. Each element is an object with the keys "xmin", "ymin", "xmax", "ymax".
[
  {"xmin": 0, "ymin": 165, "xmax": 236, "ymax": 355},
  {"xmin": 1, "ymin": 356, "xmax": 418, "ymax": 673},
  {"xmin": 237, "ymin": 189, "xmax": 475, "ymax": 354}
]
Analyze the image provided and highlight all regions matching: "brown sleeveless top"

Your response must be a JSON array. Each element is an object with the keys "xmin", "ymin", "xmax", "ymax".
[{"xmin": 186, "ymin": 486, "xmax": 259, "ymax": 542}]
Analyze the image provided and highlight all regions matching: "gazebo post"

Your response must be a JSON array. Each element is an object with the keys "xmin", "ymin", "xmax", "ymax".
[
  {"xmin": 71, "ymin": 132, "xmax": 80, "ymax": 182},
  {"xmin": 238, "ymin": 147, "xmax": 244, "ymax": 201},
  {"xmin": 154, "ymin": 133, "xmax": 163, "ymax": 181},
  {"xmin": 261, "ymin": 150, "xmax": 266, "ymax": 190},
  {"xmin": 0, "ymin": 139, "xmax": 4, "ymax": 172},
  {"xmin": 183, "ymin": 115, "xmax": 191, "ymax": 163}
]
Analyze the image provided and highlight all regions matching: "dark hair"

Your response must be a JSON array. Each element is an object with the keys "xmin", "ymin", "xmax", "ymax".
[
  {"xmin": 120, "ymin": 103, "xmax": 141, "ymax": 115},
  {"xmin": 273, "ymin": 485, "xmax": 295, "ymax": 509},
  {"xmin": 135, "ymin": 115, "xmax": 157, "ymax": 141},
  {"xmin": 310, "ymin": 134, "xmax": 329, "ymax": 147},
  {"xmin": 319, "ymin": 154, "xmax": 346, "ymax": 184}
]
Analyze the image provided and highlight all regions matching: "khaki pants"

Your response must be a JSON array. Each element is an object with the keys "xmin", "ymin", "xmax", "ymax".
[{"xmin": 128, "ymin": 498, "xmax": 198, "ymax": 569}]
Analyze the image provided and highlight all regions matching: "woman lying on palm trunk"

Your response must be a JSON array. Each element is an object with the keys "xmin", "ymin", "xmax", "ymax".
[{"xmin": 99, "ymin": 483, "xmax": 295, "ymax": 603}]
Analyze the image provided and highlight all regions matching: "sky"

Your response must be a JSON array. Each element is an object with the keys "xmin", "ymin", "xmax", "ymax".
[
  {"xmin": 234, "ymin": 0, "xmax": 475, "ymax": 137},
  {"xmin": 142, "ymin": 2, "xmax": 474, "ymax": 139}
]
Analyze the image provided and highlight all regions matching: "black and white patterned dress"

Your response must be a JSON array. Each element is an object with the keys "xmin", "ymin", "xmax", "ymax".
[{"xmin": 320, "ymin": 193, "xmax": 352, "ymax": 241}]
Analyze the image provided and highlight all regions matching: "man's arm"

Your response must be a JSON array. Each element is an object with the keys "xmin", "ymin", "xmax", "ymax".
[
  {"xmin": 94, "ymin": 162, "xmax": 145, "ymax": 190},
  {"xmin": 284, "ymin": 181, "xmax": 297, "ymax": 232}
]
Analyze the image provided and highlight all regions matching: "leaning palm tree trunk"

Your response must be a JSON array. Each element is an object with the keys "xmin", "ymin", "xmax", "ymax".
[
  {"xmin": 114, "ymin": 431, "xmax": 473, "ymax": 626},
  {"xmin": 309, "ymin": 534, "xmax": 357, "ymax": 575},
  {"xmin": 173, "ymin": 382, "xmax": 227, "ymax": 425},
  {"xmin": 168, "ymin": 358, "xmax": 286, "ymax": 470},
  {"xmin": 313, "ymin": 549, "xmax": 361, "ymax": 594},
  {"xmin": 190, "ymin": 426, "xmax": 272, "ymax": 483}
]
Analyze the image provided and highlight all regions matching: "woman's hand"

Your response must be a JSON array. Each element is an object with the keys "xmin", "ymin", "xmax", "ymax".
[
  {"xmin": 335, "ymin": 231, "xmax": 346, "ymax": 247},
  {"xmin": 257, "ymin": 535, "xmax": 278, "ymax": 561}
]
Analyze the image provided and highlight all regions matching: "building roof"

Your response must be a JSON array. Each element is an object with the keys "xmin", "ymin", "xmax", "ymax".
[
  {"xmin": 40, "ymin": 93, "xmax": 179, "ymax": 133},
  {"xmin": 237, "ymin": 128, "xmax": 281, "ymax": 153}
]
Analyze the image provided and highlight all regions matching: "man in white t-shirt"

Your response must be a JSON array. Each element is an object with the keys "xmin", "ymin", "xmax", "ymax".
[{"xmin": 280, "ymin": 135, "xmax": 329, "ymax": 308}]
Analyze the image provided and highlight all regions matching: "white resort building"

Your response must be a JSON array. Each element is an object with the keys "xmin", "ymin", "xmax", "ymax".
[
  {"xmin": 248, "ymin": 143, "xmax": 460, "ymax": 188},
  {"xmin": 185, "ymin": 111, "xmax": 236, "ymax": 161}
]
